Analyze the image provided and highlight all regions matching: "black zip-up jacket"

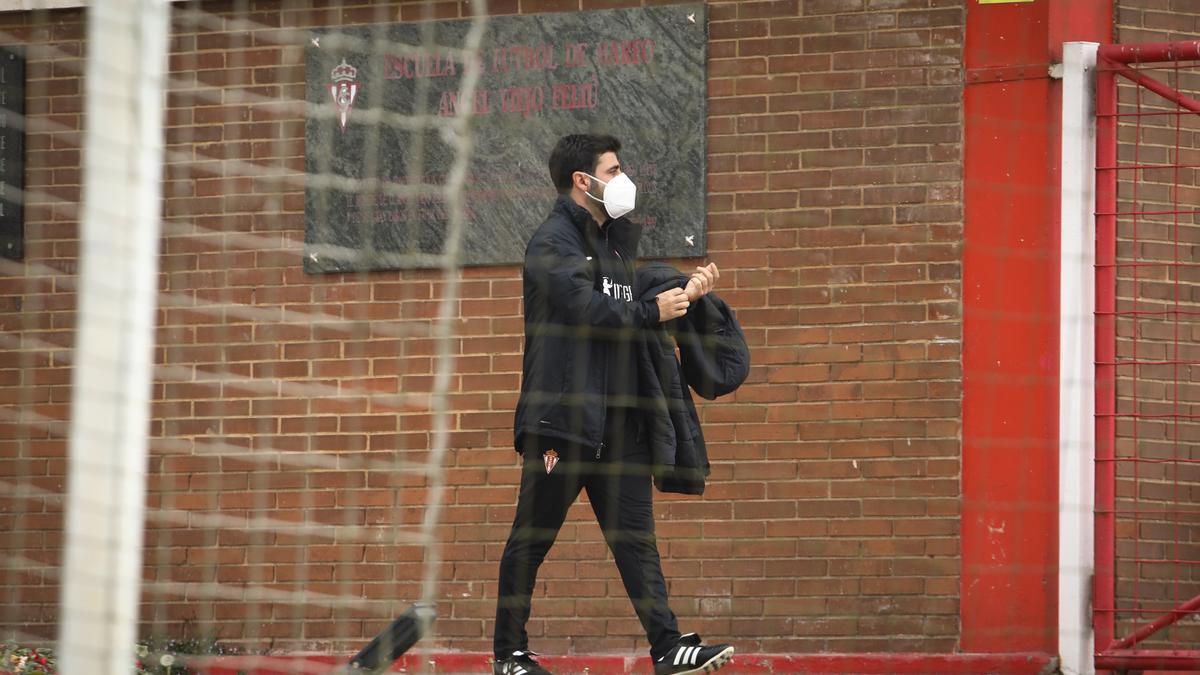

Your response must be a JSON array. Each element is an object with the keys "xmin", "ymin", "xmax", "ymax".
[
  {"xmin": 635, "ymin": 263, "xmax": 750, "ymax": 495},
  {"xmin": 512, "ymin": 196, "xmax": 660, "ymax": 453}
]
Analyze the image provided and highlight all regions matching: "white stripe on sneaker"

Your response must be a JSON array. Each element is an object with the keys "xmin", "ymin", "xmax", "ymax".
[{"xmin": 674, "ymin": 647, "xmax": 687, "ymax": 666}]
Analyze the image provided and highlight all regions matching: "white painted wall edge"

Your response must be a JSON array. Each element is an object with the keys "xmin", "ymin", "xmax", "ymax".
[
  {"xmin": 0, "ymin": 0, "xmax": 189, "ymax": 10},
  {"xmin": 1058, "ymin": 40, "xmax": 1099, "ymax": 675},
  {"xmin": 0, "ymin": 0, "xmax": 87, "ymax": 11}
]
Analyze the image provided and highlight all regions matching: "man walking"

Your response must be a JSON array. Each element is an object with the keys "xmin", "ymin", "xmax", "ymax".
[{"xmin": 491, "ymin": 134, "xmax": 734, "ymax": 675}]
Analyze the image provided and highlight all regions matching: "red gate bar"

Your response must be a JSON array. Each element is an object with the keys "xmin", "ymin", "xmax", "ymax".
[
  {"xmin": 1103, "ymin": 208, "xmax": 1200, "ymax": 216},
  {"xmin": 1099, "ymin": 162, "xmax": 1200, "ymax": 171},
  {"xmin": 1111, "ymin": 593, "xmax": 1200, "ymax": 650},
  {"xmin": 1099, "ymin": 41, "xmax": 1200, "ymax": 64},
  {"xmin": 1096, "ymin": 651, "xmax": 1200, "ymax": 671},
  {"xmin": 1099, "ymin": 59, "xmax": 1200, "ymax": 114},
  {"xmin": 1100, "ymin": 310, "xmax": 1200, "ymax": 317}
]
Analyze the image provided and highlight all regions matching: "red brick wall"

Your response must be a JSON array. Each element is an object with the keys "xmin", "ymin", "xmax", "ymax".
[
  {"xmin": 0, "ymin": 6, "xmax": 86, "ymax": 639},
  {"xmin": 0, "ymin": 0, "xmax": 965, "ymax": 655}
]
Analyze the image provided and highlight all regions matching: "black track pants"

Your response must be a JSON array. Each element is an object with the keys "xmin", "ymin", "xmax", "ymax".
[{"xmin": 493, "ymin": 415, "xmax": 681, "ymax": 661}]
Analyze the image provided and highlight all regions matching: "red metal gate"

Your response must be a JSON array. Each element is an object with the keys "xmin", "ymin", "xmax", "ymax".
[{"xmin": 1095, "ymin": 40, "xmax": 1200, "ymax": 672}]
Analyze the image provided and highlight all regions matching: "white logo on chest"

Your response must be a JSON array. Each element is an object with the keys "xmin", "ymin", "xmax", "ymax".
[{"xmin": 602, "ymin": 276, "xmax": 633, "ymax": 302}]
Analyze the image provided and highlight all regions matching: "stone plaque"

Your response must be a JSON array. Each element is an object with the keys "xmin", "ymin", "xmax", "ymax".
[
  {"xmin": 0, "ymin": 47, "xmax": 23, "ymax": 262},
  {"xmin": 304, "ymin": 4, "xmax": 707, "ymax": 272}
]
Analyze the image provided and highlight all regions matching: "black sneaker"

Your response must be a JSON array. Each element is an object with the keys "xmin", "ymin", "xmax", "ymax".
[
  {"xmin": 654, "ymin": 633, "xmax": 734, "ymax": 675},
  {"xmin": 493, "ymin": 650, "xmax": 553, "ymax": 675}
]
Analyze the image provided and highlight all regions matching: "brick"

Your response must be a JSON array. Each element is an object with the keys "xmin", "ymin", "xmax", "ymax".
[
  {"xmin": 734, "ymin": 74, "xmax": 799, "ymax": 95},
  {"xmin": 738, "ymin": 152, "xmax": 800, "ymax": 173},
  {"xmin": 864, "ymin": 185, "xmax": 927, "ymax": 205},
  {"xmin": 865, "ymin": 68, "xmax": 927, "ymax": 88},
  {"xmin": 871, "ymin": 149, "xmax": 939, "ymax": 172},
  {"xmin": 798, "ymin": 71, "xmax": 865, "ymax": 91},
  {"xmin": 862, "ymin": 264, "xmax": 922, "ymax": 285},
  {"xmin": 711, "ymin": 96, "xmax": 768, "ymax": 115},
  {"xmin": 711, "ymin": 136, "xmax": 755, "ymax": 157},
  {"xmin": 805, "ymin": 0, "xmax": 866, "ymax": 13},
  {"xmin": 709, "ymin": 171, "xmax": 768, "ymax": 193},
  {"xmin": 802, "ymin": 110, "xmax": 864, "ymax": 129},
  {"xmin": 768, "ymin": 93, "xmax": 833, "ymax": 115},
  {"xmin": 710, "ymin": 57, "xmax": 767, "ymax": 77},
  {"xmin": 837, "ymin": 12, "xmax": 899, "ymax": 32},
  {"xmin": 741, "ymin": 228, "xmax": 806, "ymax": 253},
  {"xmin": 736, "ymin": 114, "xmax": 800, "ymax": 133},
  {"xmin": 735, "ymin": 191, "xmax": 798, "ymax": 210},
  {"xmin": 792, "ymin": 183, "xmax": 859, "ymax": 201},
  {"xmin": 802, "ymin": 148, "xmax": 864, "ymax": 168},
  {"xmin": 767, "ymin": 53, "xmax": 832, "ymax": 74},
  {"xmin": 898, "ymin": 8, "xmax": 964, "ymax": 29},
  {"xmin": 710, "ymin": 19, "xmax": 769, "ymax": 40},
  {"xmin": 831, "ymin": 207, "xmax": 895, "ymax": 226},
  {"xmin": 740, "ymin": 37, "xmax": 802, "ymax": 58},
  {"xmin": 833, "ymin": 127, "xmax": 897, "ymax": 148},
  {"xmin": 832, "ymin": 282, "xmax": 895, "ymax": 301},
  {"xmin": 803, "ymin": 33, "xmax": 867, "ymax": 53},
  {"xmin": 898, "ymin": 84, "xmax": 959, "ymax": 105},
  {"xmin": 898, "ymin": 124, "xmax": 960, "ymax": 144},
  {"xmin": 767, "ymin": 132, "xmax": 833, "ymax": 157},
  {"xmin": 716, "ymin": 27, "xmax": 766, "ymax": 58},
  {"xmin": 738, "ymin": 0, "xmax": 801, "ymax": 19},
  {"xmin": 832, "ymin": 166, "xmax": 896, "ymax": 186},
  {"xmin": 773, "ymin": 172, "xmax": 839, "ymax": 191},
  {"xmin": 771, "ymin": 16, "xmax": 836, "ymax": 36},
  {"xmin": 833, "ymin": 51, "xmax": 899, "ymax": 73}
]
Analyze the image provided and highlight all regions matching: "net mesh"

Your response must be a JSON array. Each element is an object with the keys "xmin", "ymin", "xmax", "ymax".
[
  {"xmin": 1, "ymin": 0, "xmax": 487, "ymax": 667},
  {"xmin": 6, "ymin": 1, "xmax": 1179, "ymax": 672}
]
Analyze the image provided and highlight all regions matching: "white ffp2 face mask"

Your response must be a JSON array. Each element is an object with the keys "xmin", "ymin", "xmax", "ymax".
[{"xmin": 583, "ymin": 172, "xmax": 637, "ymax": 220}]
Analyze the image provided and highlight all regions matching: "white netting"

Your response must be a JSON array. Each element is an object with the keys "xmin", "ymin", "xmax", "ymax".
[{"xmin": 1, "ymin": 1, "xmax": 487, "ymax": 671}]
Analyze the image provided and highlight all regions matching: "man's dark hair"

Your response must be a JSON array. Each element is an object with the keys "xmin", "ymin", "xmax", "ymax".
[{"xmin": 548, "ymin": 134, "xmax": 621, "ymax": 194}]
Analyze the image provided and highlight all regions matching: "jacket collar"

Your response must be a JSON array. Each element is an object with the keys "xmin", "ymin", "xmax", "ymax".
[
  {"xmin": 553, "ymin": 194, "xmax": 598, "ymax": 231},
  {"xmin": 552, "ymin": 194, "xmax": 637, "ymax": 249},
  {"xmin": 554, "ymin": 194, "xmax": 607, "ymax": 250}
]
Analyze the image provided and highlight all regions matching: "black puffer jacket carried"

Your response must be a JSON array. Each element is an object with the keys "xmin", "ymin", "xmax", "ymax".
[
  {"xmin": 513, "ymin": 196, "xmax": 660, "ymax": 453},
  {"xmin": 635, "ymin": 263, "xmax": 750, "ymax": 495}
]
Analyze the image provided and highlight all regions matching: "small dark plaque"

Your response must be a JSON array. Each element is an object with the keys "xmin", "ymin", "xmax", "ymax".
[
  {"xmin": 304, "ymin": 4, "xmax": 707, "ymax": 272},
  {"xmin": 0, "ymin": 47, "xmax": 23, "ymax": 262}
]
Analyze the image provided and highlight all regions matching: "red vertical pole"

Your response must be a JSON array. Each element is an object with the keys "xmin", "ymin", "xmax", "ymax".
[
  {"xmin": 963, "ymin": 0, "xmax": 1113, "ymax": 656},
  {"xmin": 1093, "ymin": 57, "xmax": 1117, "ymax": 656},
  {"xmin": 962, "ymin": 0, "xmax": 1059, "ymax": 650}
]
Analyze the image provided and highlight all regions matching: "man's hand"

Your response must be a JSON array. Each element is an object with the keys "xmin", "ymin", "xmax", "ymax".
[
  {"xmin": 684, "ymin": 263, "xmax": 720, "ymax": 302},
  {"xmin": 655, "ymin": 287, "xmax": 690, "ymax": 322}
]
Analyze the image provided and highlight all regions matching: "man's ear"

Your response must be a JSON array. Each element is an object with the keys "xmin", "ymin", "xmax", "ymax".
[{"xmin": 572, "ymin": 171, "xmax": 590, "ymax": 193}]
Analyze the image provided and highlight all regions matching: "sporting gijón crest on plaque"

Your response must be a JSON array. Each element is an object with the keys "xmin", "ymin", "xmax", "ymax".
[{"xmin": 329, "ymin": 59, "xmax": 358, "ymax": 131}]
